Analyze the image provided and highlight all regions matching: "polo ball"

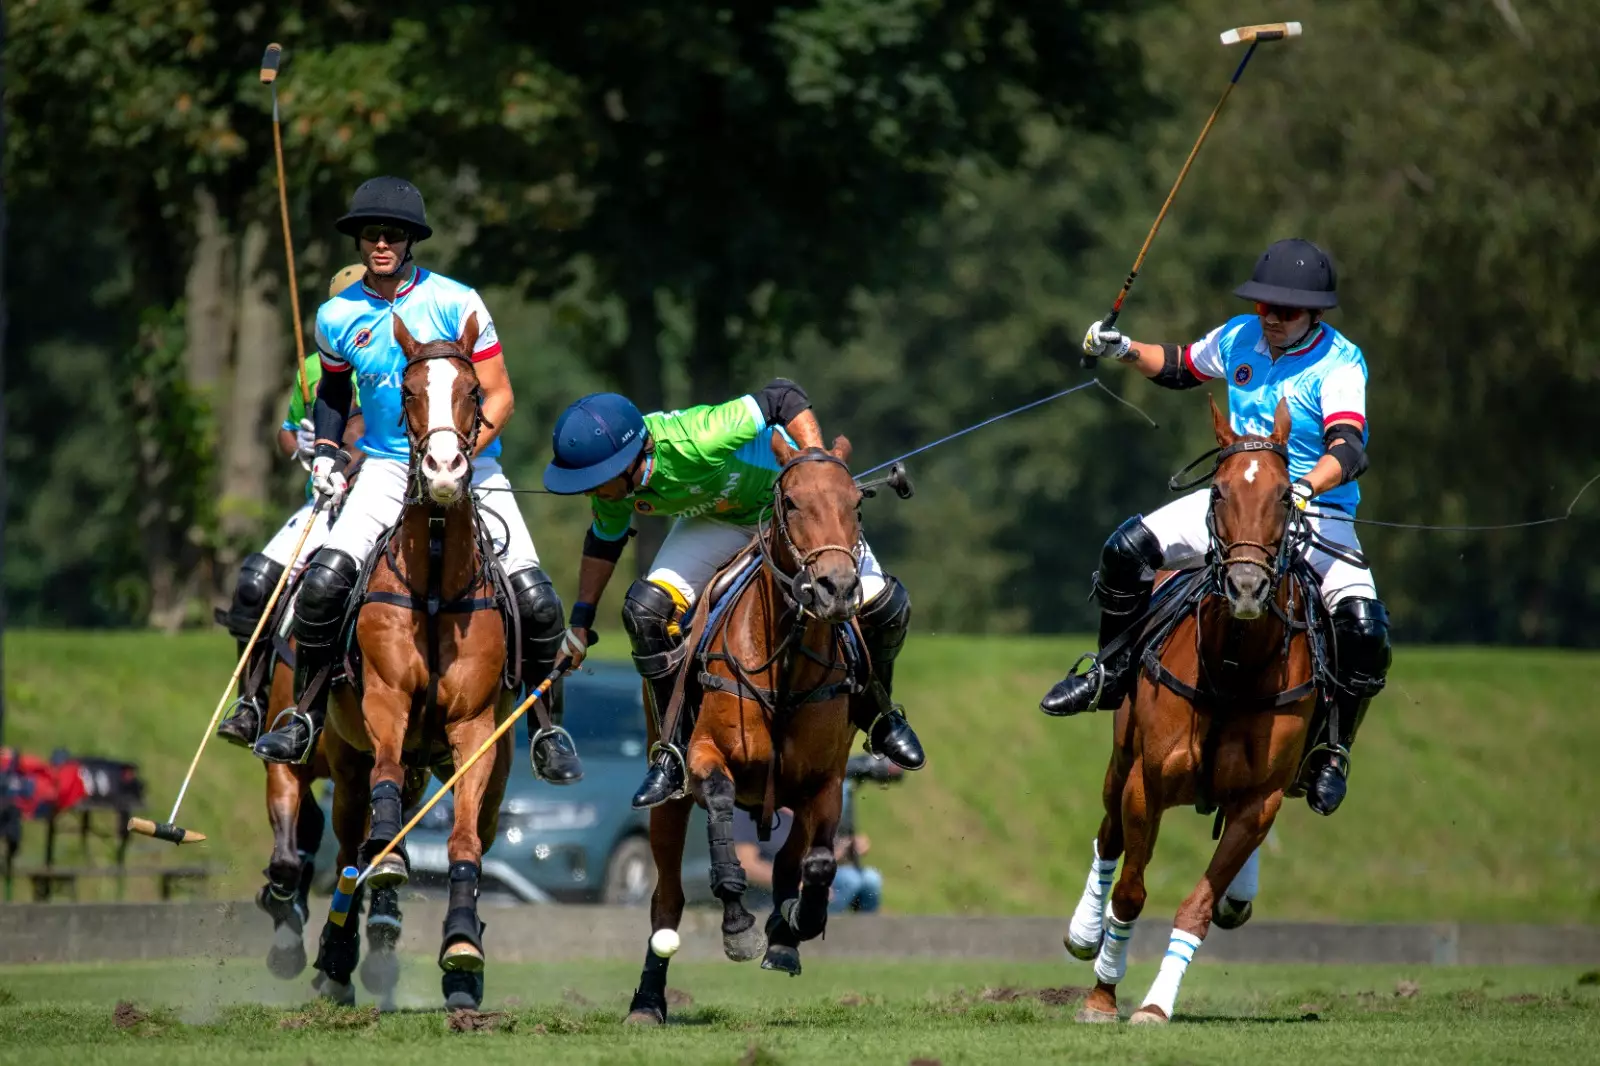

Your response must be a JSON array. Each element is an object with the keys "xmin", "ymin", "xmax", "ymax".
[{"xmin": 649, "ymin": 928, "xmax": 681, "ymax": 958}]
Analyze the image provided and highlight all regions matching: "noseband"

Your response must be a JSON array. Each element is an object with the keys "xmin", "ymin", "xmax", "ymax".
[
  {"xmin": 1172, "ymin": 439, "xmax": 1295, "ymax": 592},
  {"xmin": 757, "ymin": 451, "xmax": 864, "ymax": 615},
  {"xmin": 399, "ymin": 349, "xmax": 491, "ymax": 499}
]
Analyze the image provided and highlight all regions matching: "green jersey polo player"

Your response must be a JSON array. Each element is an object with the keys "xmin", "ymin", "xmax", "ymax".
[{"xmin": 542, "ymin": 382, "xmax": 925, "ymax": 809}]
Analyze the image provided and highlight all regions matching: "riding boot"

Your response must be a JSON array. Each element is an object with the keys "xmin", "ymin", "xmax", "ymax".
[
  {"xmin": 623, "ymin": 579, "xmax": 692, "ymax": 810},
  {"xmin": 1307, "ymin": 598, "xmax": 1391, "ymax": 816},
  {"xmin": 254, "ymin": 549, "xmax": 358, "ymax": 765},
  {"xmin": 510, "ymin": 568, "xmax": 584, "ymax": 784},
  {"xmin": 1040, "ymin": 516, "xmax": 1164, "ymax": 717},
  {"xmin": 216, "ymin": 553, "xmax": 284, "ymax": 747},
  {"xmin": 853, "ymin": 577, "xmax": 925, "ymax": 771}
]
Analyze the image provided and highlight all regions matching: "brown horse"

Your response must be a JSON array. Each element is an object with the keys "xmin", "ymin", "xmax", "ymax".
[
  {"xmin": 1065, "ymin": 398, "xmax": 1325, "ymax": 1024},
  {"xmin": 626, "ymin": 437, "xmax": 869, "ymax": 1025},
  {"xmin": 311, "ymin": 313, "xmax": 513, "ymax": 1011}
]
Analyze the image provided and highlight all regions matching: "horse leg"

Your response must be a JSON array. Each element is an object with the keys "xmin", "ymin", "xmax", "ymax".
[
  {"xmin": 1067, "ymin": 701, "xmax": 1133, "ymax": 961},
  {"xmin": 312, "ymin": 738, "xmax": 370, "ymax": 1004},
  {"xmin": 695, "ymin": 754, "xmax": 764, "ymax": 962},
  {"xmin": 361, "ymin": 681, "xmax": 412, "ymax": 888},
  {"xmin": 437, "ymin": 709, "xmax": 502, "ymax": 1011},
  {"xmin": 1130, "ymin": 790, "xmax": 1281, "ymax": 1025},
  {"xmin": 260, "ymin": 762, "xmax": 310, "ymax": 979},
  {"xmin": 1079, "ymin": 745, "xmax": 1160, "ymax": 1023},
  {"xmin": 761, "ymin": 794, "xmax": 832, "ymax": 977},
  {"xmin": 626, "ymin": 796, "xmax": 693, "ymax": 1026}
]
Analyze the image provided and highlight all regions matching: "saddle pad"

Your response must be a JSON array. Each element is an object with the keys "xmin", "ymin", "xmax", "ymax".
[{"xmin": 681, "ymin": 551, "xmax": 763, "ymax": 658}]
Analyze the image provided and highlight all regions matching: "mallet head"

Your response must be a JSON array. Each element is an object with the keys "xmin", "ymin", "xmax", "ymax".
[
  {"xmin": 260, "ymin": 43, "xmax": 283, "ymax": 84},
  {"xmin": 1220, "ymin": 22, "xmax": 1302, "ymax": 46},
  {"xmin": 127, "ymin": 817, "xmax": 207, "ymax": 845}
]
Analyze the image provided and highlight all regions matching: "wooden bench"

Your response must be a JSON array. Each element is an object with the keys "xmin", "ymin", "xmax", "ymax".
[{"xmin": 12, "ymin": 865, "xmax": 212, "ymax": 902}]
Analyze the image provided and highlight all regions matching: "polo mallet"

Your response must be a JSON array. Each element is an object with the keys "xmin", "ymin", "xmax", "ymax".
[
  {"xmin": 857, "ymin": 461, "xmax": 915, "ymax": 500},
  {"xmin": 261, "ymin": 42, "xmax": 311, "ymax": 406},
  {"xmin": 1083, "ymin": 21, "xmax": 1303, "ymax": 369},
  {"xmin": 327, "ymin": 662, "xmax": 572, "ymax": 926},
  {"xmin": 127, "ymin": 496, "xmax": 330, "ymax": 845}
]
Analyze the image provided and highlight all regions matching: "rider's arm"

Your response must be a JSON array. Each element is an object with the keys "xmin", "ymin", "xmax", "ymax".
[
  {"xmin": 473, "ymin": 355, "xmax": 514, "ymax": 457},
  {"xmin": 276, "ymin": 427, "xmax": 298, "ymax": 458},
  {"xmin": 753, "ymin": 379, "xmax": 825, "ymax": 449},
  {"xmin": 569, "ymin": 500, "xmax": 636, "ymax": 638},
  {"xmin": 312, "ymin": 364, "xmax": 355, "ymax": 452},
  {"xmin": 1145, "ymin": 323, "xmax": 1231, "ymax": 390},
  {"xmin": 1303, "ymin": 361, "xmax": 1370, "ymax": 494}
]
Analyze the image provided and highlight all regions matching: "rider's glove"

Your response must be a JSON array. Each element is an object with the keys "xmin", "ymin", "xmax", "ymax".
[
  {"xmin": 294, "ymin": 418, "xmax": 317, "ymax": 470},
  {"xmin": 561, "ymin": 602, "xmax": 598, "ymax": 668},
  {"xmin": 1082, "ymin": 319, "xmax": 1135, "ymax": 363},
  {"xmin": 1288, "ymin": 478, "xmax": 1314, "ymax": 512},
  {"xmin": 309, "ymin": 443, "xmax": 348, "ymax": 508}
]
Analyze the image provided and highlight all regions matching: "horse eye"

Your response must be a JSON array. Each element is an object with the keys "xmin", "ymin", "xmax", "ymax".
[{"xmin": 783, "ymin": 497, "xmax": 801, "ymax": 514}]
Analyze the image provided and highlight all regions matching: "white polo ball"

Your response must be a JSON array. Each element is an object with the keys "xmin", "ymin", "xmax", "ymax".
[{"xmin": 649, "ymin": 928, "xmax": 681, "ymax": 958}]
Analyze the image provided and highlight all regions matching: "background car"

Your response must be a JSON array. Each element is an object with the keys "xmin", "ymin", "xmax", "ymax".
[{"xmin": 312, "ymin": 661, "xmax": 712, "ymax": 905}]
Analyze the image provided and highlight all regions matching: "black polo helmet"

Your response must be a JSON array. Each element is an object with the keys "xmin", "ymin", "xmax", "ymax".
[
  {"xmin": 335, "ymin": 176, "xmax": 432, "ymax": 241},
  {"xmin": 1233, "ymin": 238, "xmax": 1338, "ymax": 309}
]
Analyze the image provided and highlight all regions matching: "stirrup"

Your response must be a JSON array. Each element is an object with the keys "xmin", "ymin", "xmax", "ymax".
[
  {"xmin": 861, "ymin": 703, "xmax": 905, "ymax": 759},
  {"xmin": 530, "ymin": 723, "xmax": 577, "ymax": 750},
  {"xmin": 1069, "ymin": 652, "xmax": 1107, "ymax": 704},
  {"xmin": 261, "ymin": 707, "xmax": 320, "ymax": 765},
  {"xmin": 1293, "ymin": 741, "xmax": 1348, "ymax": 793},
  {"xmin": 645, "ymin": 741, "xmax": 689, "ymax": 802}
]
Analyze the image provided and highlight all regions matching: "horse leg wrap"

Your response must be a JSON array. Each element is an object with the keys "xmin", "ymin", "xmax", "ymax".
[
  {"xmin": 440, "ymin": 861, "xmax": 485, "ymax": 963},
  {"xmin": 366, "ymin": 885, "xmax": 403, "ymax": 949},
  {"xmin": 314, "ymin": 892, "xmax": 363, "ymax": 987},
  {"xmin": 368, "ymin": 780, "xmax": 403, "ymax": 846},
  {"xmin": 792, "ymin": 846, "xmax": 835, "ymax": 941},
  {"xmin": 702, "ymin": 772, "xmax": 748, "ymax": 903},
  {"xmin": 628, "ymin": 946, "xmax": 671, "ymax": 1021}
]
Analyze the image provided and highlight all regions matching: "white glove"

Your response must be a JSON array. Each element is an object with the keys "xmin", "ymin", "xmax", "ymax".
[
  {"xmin": 560, "ymin": 627, "xmax": 589, "ymax": 668},
  {"xmin": 294, "ymin": 419, "xmax": 317, "ymax": 470},
  {"xmin": 1289, "ymin": 478, "xmax": 1314, "ymax": 512},
  {"xmin": 310, "ymin": 454, "xmax": 348, "ymax": 507},
  {"xmin": 1082, "ymin": 320, "xmax": 1135, "ymax": 363}
]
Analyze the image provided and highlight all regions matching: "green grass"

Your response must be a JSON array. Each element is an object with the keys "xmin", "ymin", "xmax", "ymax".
[
  {"xmin": 5, "ymin": 629, "xmax": 1600, "ymax": 920},
  {"xmin": 0, "ymin": 959, "xmax": 1596, "ymax": 1065}
]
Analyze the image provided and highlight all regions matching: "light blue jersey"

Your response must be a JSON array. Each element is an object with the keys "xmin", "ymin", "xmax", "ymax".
[
  {"xmin": 1185, "ymin": 315, "xmax": 1369, "ymax": 513},
  {"xmin": 314, "ymin": 268, "xmax": 504, "ymax": 463}
]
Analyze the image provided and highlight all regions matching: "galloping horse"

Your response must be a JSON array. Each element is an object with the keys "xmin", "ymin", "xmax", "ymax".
[
  {"xmin": 311, "ymin": 313, "xmax": 514, "ymax": 1011},
  {"xmin": 626, "ymin": 437, "xmax": 869, "ymax": 1025},
  {"xmin": 1066, "ymin": 398, "xmax": 1333, "ymax": 1024}
]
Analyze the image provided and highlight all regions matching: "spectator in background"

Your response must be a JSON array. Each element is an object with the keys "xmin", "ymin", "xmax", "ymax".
[{"xmin": 732, "ymin": 779, "xmax": 883, "ymax": 915}]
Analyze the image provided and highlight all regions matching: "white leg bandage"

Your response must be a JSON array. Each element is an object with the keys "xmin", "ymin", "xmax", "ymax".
[
  {"xmin": 1094, "ymin": 906, "xmax": 1136, "ymax": 985},
  {"xmin": 1140, "ymin": 928, "xmax": 1203, "ymax": 1017},
  {"xmin": 1068, "ymin": 839, "xmax": 1120, "ymax": 955}
]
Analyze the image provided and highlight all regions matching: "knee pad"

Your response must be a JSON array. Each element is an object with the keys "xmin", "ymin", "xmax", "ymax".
[
  {"xmin": 1332, "ymin": 597, "xmax": 1391, "ymax": 697},
  {"xmin": 295, "ymin": 549, "xmax": 360, "ymax": 649},
  {"xmin": 508, "ymin": 567, "xmax": 564, "ymax": 648},
  {"xmin": 859, "ymin": 575, "xmax": 911, "ymax": 663},
  {"xmin": 224, "ymin": 553, "xmax": 286, "ymax": 640},
  {"xmin": 622, "ymin": 579, "xmax": 688, "ymax": 679},
  {"xmin": 1094, "ymin": 516, "xmax": 1163, "ymax": 613}
]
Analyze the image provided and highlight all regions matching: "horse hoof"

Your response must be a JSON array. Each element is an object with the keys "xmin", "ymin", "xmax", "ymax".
[
  {"xmin": 760, "ymin": 943, "xmax": 802, "ymax": 976},
  {"xmin": 359, "ymin": 946, "xmax": 401, "ymax": 996},
  {"xmin": 625, "ymin": 990, "xmax": 667, "ymax": 1025},
  {"xmin": 442, "ymin": 970, "xmax": 484, "ymax": 1011},
  {"xmin": 1064, "ymin": 933, "xmax": 1103, "ymax": 962},
  {"xmin": 318, "ymin": 976, "xmax": 355, "ymax": 1006},
  {"xmin": 723, "ymin": 924, "xmax": 767, "ymax": 963},
  {"xmin": 1212, "ymin": 896, "xmax": 1253, "ymax": 931},
  {"xmin": 267, "ymin": 924, "xmax": 308, "ymax": 980},
  {"xmin": 366, "ymin": 855, "xmax": 409, "ymax": 889},
  {"xmin": 625, "ymin": 1008, "xmax": 665, "ymax": 1026},
  {"xmin": 440, "ymin": 942, "xmax": 485, "ymax": 973},
  {"xmin": 1130, "ymin": 1006, "xmax": 1169, "ymax": 1025},
  {"xmin": 1075, "ymin": 1006, "xmax": 1120, "ymax": 1024}
]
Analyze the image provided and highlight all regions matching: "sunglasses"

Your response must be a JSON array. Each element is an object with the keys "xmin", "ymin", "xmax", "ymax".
[
  {"xmin": 359, "ymin": 225, "xmax": 411, "ymax": 245},
  {"xmin": 1254, "ymin": 301, "xmax": 1309, "ymax": 321}
]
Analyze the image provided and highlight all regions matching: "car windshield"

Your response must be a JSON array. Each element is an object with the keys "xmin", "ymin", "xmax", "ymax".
[{"xmin": 516, "ymin": 667, "xmax": 645, "ymax": 755}]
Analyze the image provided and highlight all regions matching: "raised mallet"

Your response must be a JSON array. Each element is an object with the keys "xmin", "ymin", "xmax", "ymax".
[
  {"xmin": 128, "ymin": 496, "xmax": 329, "ymax": 845},
  {"xmin": 261, "ymin": 43, "xmax": 312, "ymax": 405},
  {"xmin": 1083, "ymin": 21, "xmax": 1303, "ymax": 369}
]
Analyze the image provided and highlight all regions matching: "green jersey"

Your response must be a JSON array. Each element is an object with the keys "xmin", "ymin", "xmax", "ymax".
[
  {"xmin": 282, "ymin": 354, "xmax": 360, "ymax": 498},
  {"xmin": 590, "ymin": 395, "xmax": 794, "ymax": 542}
]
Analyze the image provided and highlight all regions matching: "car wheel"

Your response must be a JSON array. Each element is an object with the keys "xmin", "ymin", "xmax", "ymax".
[{"xmin": 602, "ymin": 835, "xmax": 656, "ymax": 906}]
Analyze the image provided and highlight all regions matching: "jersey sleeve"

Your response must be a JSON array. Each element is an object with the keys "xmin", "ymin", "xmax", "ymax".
[
  {"xmin": 1182, "ymin": 323, "xmax": 1229, "ymax": 380},
  {"xmin": 1319, "ymin": 360, "xmax": 1368, "ymax": 433},
  {"xmin": 672, "ymin": 396, "xmax": 765, "ymax": 465},
  {"xmin": 459, "ymin": 290, "xmax": 503, "ymax": 363},
  {"xmin": 590, "ymin": 497, "xmax": 635, "ymax": 542},
  {"xmin": 313, "ymin": 305, "xmax": 349, "ymax": 372}
]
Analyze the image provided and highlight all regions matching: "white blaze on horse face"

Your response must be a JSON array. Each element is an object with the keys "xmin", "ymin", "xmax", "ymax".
[
  {"xmin": 1244, "ymin": 459, "xmax": 1259, "ymax": 484},
  {"xmin": 424, "ymin": 357, "xmax": 464, "ymax": 499}
]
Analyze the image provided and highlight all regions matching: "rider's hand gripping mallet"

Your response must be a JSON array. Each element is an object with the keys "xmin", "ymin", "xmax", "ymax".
[
  {"xmin": 327, "ymin": 662, "xmax": 572, "ymax": 926},
  {"xmin": 261, "ymin": 42, "xmax": 312, "ymax": 406},
  {"xmin": 127, "ymin": 496, "xmax": 330, "ymax": 845},
  {"xmin": 1082, "ymin": 21, "xmax": 1303, "ymax": 370}
]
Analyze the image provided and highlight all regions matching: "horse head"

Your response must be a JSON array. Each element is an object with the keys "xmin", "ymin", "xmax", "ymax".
[
  {"xmin": 768, "ymin": 434, "xmax": 863, "ymax": 624},
  {"xmin": 1207, "ymin": 395, "xmax": 1293, "ymax": 621},
  {"xmin": 394, "ymin": 313, "xmax": 486, "ymax": 507}
]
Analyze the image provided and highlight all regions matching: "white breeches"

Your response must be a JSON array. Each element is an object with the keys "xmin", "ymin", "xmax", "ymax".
[{"xmin": 645, "ymin": 516, "xmax": 887, "ymax": 609}]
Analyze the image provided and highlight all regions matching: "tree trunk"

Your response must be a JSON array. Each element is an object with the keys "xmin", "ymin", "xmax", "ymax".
[
  {"xmin": 131, "ymin": 310, "xmax": 203, "ymax": 632},
  {"xmin": 183, "ymin": 186, "xmax": 234, "ymax": 396},
  {"xmin": 220, "ymin": 220, "xmax": 288, "ymax": 564}
]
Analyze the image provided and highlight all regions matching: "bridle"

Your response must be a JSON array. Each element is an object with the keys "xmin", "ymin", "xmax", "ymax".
[
  {"xmin": 398, "ymin": 348, "xmax": 491, "ymax": 503},
  {"xmin": 756, "ymin": 450, "xmax": 865, "ymax": 617},
  {"xmin": 1171, "ymin": 439, "xmax": 1296, "ymax": 596}
]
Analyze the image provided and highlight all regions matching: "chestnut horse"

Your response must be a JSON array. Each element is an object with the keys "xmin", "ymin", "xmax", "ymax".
[
  {"xmin": 626, "ymin": 437, "xmax": 870, "ymax": 1025},
  {"xmin": 1066, "ymin": 398, "xmax": 1330, "ymax": 1024},
  {"xmin": 311, "ymin": 313, "xmax": 513, "ymax": 1011}
]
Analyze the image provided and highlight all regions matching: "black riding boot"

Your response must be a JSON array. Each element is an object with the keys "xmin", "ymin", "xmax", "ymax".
[
  {"xmin": 216, "ymin": 553, "xmax": 285, "ymax": 747},
  {"xmin": 623, "ymin": 580, "xmax": 690, "ymax": 810},
  {"xmin": 853, "ymin": 578, "xmax": 925, "ymax": 770},
  {"xmin": 1308, "ymin": 598, "xmax": 1391, "ymax": 816},
  {"xmin": 254, "ymin": 549, "xmax": 359, "ymax": 765},
  {"xmin": 510, "ymin": 568, "xmax": 584, "ymax": 784},
  {"xmin": 1040, "ymin": 516, "xmax": 1164, "ymax": 717}
]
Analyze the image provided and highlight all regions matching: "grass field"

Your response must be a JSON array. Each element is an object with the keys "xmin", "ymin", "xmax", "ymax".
[
  {"xmin": 1, "ymin": 958, "xmax": 1597, "ymax": 1065},
  {"xmin": 5, "ymin": 629, "xmax": 1600, "ymax": 921}
]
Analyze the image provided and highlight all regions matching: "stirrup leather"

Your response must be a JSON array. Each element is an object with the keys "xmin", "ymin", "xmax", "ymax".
[
  {"xmin": 645, "ymin": 741, "xmax": 689, "ymax": 802},
  {"xmin": 263, "ymin": 707, "xmax": 320, "ymax": 765}
]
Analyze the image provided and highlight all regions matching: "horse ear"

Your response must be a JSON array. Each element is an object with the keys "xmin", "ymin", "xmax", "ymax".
[
  {"xmin": 1271, "ymin": 398, "xmax": 1292, "ymax": 445},
  {"xmin": 829, "ymin": 435, "xmax": 852, "ymax": 465},
  {"xmin": 458, "ymin": 311, "xmax": 480, "ymax": 356},
  {"xmin": 1209, "ymin": 394, "xmax": 1236, "ymax": 446},
  {"xmin": 771, "ymin": 432, "xmax": 798, "ymax": 466},
  {"xmin": 392, "ymin": 313, "xmax": 422, "ymax": 361}
]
